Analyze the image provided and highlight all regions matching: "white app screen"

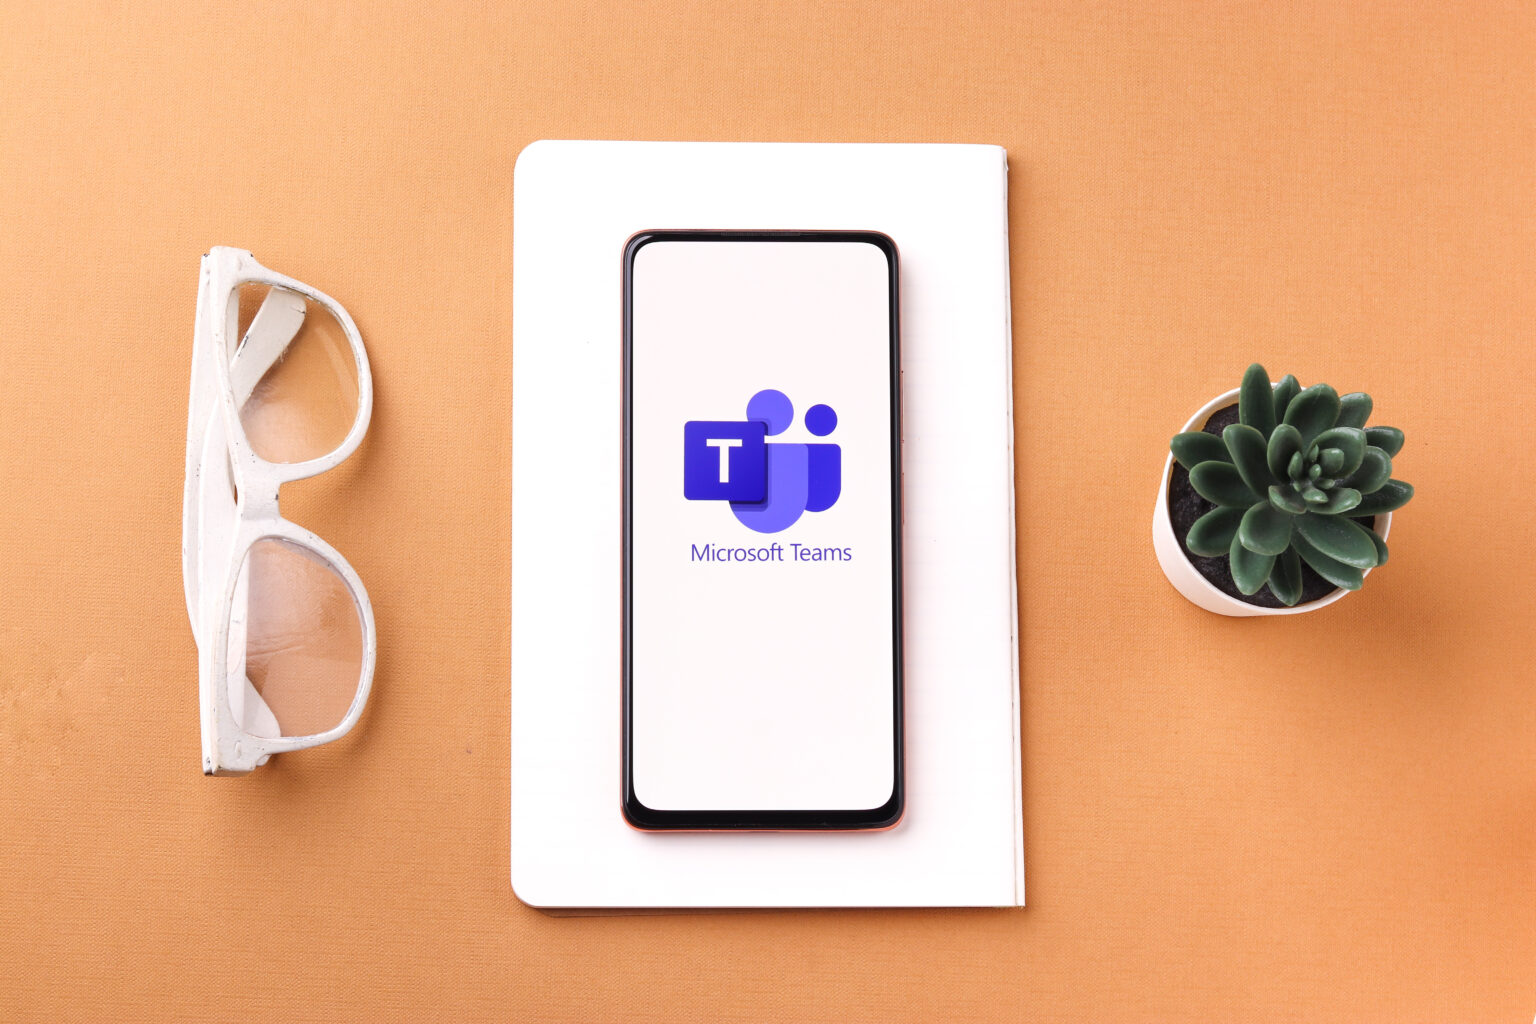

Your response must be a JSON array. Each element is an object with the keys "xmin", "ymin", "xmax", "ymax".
[{"xmin": 629, "ymin": 238, "xmax": 897, "ymax": 811}]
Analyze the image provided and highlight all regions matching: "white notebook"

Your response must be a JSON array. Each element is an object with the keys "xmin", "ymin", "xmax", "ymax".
[{"xmin": 511, "ymin": 140, "xmax": 1022, "ymax": 908}]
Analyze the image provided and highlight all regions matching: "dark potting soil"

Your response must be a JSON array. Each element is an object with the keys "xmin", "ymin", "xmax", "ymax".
[{"xmin": 1167, "ymin": 402, "xmax": 1377, "ymax": 608}]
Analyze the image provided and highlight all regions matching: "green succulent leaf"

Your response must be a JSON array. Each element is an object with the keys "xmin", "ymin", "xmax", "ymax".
[
  {"xmin": 1283, "ymin": 383, "xmax": 1341, "ymax": 448},
  {"xmin": 1238, "ymin": 500, "xmax": 1293, "ymax": 556},
  {"xmin": 1288, "ymin": 451, "xmax": 1306, "ymax": 481},
  {"xmin": 1272, "ymin": 375, "xmax": 1301, "ymax": 421},
  {"xmin": 1238, "ymin": 363, "xmax": 1277, "ymax": 438},
  {"xmin": 1189, "ymin": 461, "xmax": 1262, "ymax": 507},
  {"xmin": 1302, "ymin": 484, "xmax": 1329, "ymax": 504},
  {"xmin": 1171, "ymin": 430, "xmax": 1230, "ymax": 469},
  {"xmin": 1336, "ymin": 392, "xmax": 1373, "ymax": 430},
  {"xmin": 1269, "ymin": 484, "xmax": 1307, "ymax": 514},
  {"xmin": 1362, "ymin": 525, "xmax": 1389, "ymax": 566},
  {"xmin": 1312, "ymin": 487, "xmax": 1362, "ymax": 515},
  {"xmin": 1229, "ymin": 531, "xmax": 1276, "ymax": 596},
  {"xmin": 1343, "ymin": 447, "xmax": 1392, "ymax": 493},
  {"xmin": 1353, "ymin": 479, "xmax": 1414, "ymax": 515},
  {"xmin": 1267, "ymin": 423, "xmax": 1303, "ymax": 482},
  {"xmin": 1318, "ymin": 448, "xmax": 1345, "ymax": 475},
  {"xmin": 1365, "ymin": 426, "xmax": 1404, "ymax": 457},
  {"xmin": 1294, "ymin": 513, "xmax": 1378, "ymax": 568},
  {"xmin": 1186, "ymin": 505, "xmax": 1244, "ymax": 556},
  {"xmin": 1268, "ymin": 547, "xmax": 1304, "ymax": 606},
  {"xmin": 1222, "ymin": 423, "xmax": 1274, "ymax": 496},
  {"xmin": 1311, "ymin": 427, "xmax": 1366, "ymax": 477},
  {"xmin": 1290, "ymin": 531, "xmax": 1365, "ymax": 591}
]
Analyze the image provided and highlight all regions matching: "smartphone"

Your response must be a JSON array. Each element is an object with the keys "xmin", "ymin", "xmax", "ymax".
[{"xmin": 622, "ymin": 229, "xmax": 903, "ymax": 830}]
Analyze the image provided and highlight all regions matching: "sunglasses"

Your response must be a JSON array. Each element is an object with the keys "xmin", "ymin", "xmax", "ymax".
[{"xmin": 182, "ymin": 247, "xmax": 376, "ymax": 774}]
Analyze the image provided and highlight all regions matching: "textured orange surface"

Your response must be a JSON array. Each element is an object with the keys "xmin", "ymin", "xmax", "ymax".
[{"xmin": 2, "ymin": 1, "xmax": 1534, "ymax": 1020}]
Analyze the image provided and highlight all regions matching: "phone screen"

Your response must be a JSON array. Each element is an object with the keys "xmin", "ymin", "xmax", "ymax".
[{"xmin": 623, "ymin": 231, "xmax": 903, "ymax": 830}]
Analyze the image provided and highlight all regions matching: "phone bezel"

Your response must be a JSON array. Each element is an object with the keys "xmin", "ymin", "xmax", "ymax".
[{"xmin": 621, "ymin": 229, "xmax": 905, "ymax": 831}]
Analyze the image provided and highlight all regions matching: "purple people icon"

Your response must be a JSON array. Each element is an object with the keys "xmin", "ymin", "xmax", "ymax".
[
  {"xmin": 802, "ymin": 402, "xmax": 841, "ymax": 514},
  {"xmin": 681, "ymin": 389, "xmax": 842, "ymax": 534}
]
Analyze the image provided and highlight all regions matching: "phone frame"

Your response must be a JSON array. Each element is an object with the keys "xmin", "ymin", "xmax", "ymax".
[{"xmin": 621, "ymin": 229, "xmax": 904, "ymax": 831}]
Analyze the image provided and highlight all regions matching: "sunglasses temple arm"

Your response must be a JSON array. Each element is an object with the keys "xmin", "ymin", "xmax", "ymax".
[
  {"xmin": 223, "ymin": 549, "xmax": 282, "ymax": 741},
  {"xmin": 229, "ymin": 287, "xmax": 307, "ymax": 407}
]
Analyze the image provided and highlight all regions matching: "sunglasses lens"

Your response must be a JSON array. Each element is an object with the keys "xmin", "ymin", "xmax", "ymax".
[
  {"xmin": 233, "ymin": 283, "xmax": 360, "ymax": 464},
  {"xmin": 226, "ymin": 538, "xmax": 366, "ymax": 740}
]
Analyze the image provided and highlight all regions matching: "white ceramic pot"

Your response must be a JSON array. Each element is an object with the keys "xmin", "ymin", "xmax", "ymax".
[{"xmin": 1152, "ymin": 387, "xmax": 1391, "ymax": 616}]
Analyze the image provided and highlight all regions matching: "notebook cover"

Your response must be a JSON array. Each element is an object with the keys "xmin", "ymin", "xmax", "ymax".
[{"xmin": 511, "ymin": 140, "xmax": 1022, "ymax": 908}]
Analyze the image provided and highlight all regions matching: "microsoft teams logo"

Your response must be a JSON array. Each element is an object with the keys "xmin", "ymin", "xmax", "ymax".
[{"xmin": 683, "ymin": 388, "xmax": 841, "ymax": 534}]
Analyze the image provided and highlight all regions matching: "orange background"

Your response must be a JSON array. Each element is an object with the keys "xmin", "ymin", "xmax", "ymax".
[{"xmin": 2, "ymin": 1, "xmax": 1533, "ymax": 1020}]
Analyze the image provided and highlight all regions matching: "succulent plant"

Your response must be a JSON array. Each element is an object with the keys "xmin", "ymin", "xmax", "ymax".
[{"xmin": 1169, "ymin": 364, "xmax": 1413, "ymax": 606}]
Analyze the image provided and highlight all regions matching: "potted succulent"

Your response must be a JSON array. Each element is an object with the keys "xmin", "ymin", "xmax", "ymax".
[{"xmin": 1153, "ymin": 364, "xmax": 1414, "ymax": 616}]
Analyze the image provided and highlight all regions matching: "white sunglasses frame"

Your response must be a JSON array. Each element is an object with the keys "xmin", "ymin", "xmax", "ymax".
[{"xmin": 182, "ymin": 247, "xmax": 376, "ymax": 775}]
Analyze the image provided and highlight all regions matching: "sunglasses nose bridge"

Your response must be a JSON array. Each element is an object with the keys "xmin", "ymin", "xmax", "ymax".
[{"xmin": 240, "ymin": 476, "xmax": 282, "ymax": 522}]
